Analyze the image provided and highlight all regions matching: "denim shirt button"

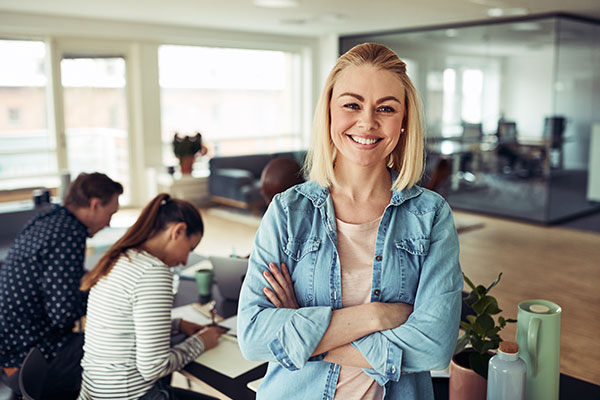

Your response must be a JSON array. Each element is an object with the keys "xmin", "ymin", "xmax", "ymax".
[
  {"xmin": 375, "ymin": 255, "xmax": 382, "ymax": 262},
  {"xmin": 374, "ymin": 289, "xmax": 381, "ymax": 296}
]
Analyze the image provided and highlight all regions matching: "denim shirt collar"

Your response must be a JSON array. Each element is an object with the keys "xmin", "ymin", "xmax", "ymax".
[{"xmin": 294, "ymin": 169, "xmax": 423, "ymax": 208}]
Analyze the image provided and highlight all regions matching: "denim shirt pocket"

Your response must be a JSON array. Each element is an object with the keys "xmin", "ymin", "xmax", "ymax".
[
  {"xmin": 393, "ymin": 237, "xmax": 430, "ymax": 302},
  {"xmin": 282, "ymin": 237, "xmax": 321, "ymax": 305}
]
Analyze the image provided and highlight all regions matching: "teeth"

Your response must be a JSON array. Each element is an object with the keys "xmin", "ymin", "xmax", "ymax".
[{"xmin": 351, "ymin": 136, "xmax": 378, "ymax": 145}]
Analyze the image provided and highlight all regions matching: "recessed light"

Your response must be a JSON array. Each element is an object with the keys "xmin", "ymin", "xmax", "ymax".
[
  {"xmin": 254, "ymin": 0, "xmax": 300, "ymax": 8},
  {"xmin": 487, "ymin": 7, "xmax": 529, "ymax": 17}
]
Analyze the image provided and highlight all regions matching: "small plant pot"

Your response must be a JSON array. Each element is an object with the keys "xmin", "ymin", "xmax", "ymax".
[{"xmin": 449, "ymin": 350, "xmax": 487, "ymax": 400}]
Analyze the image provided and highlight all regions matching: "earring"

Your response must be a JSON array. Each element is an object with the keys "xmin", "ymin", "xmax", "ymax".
[{"xmin": 401, "ymin": 128, "xmax": 405, "ymax": 133}]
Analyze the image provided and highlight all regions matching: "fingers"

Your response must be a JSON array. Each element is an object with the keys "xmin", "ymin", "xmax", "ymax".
[
  {"xmin": 263, "ymin": 266, "xmax": 285, "ymax": 299},
  {"xmin": 263, "ymin": 287, "xmax": 283, "ymax": 308},
  {"xmin": 269, "ymin": 262, "xmax": 295, "ymax": 302}
]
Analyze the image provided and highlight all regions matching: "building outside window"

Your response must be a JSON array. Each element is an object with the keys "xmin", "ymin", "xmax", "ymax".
[{"xmin": 158, "ymin": 45, "xmax": 303, "ymax": 173}]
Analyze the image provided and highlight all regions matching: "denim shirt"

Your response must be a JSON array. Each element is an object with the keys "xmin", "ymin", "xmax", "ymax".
[{"xmin": 237, "ymin": 176, "xmax": 463, "ymax": 400}]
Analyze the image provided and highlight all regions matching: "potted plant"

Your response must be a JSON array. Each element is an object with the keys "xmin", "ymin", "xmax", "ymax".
[
  {"xmin": 172, "ymin": 132, "xmax": 204, "ymax": 174},
  {"xmin": 449, "ymin": 272, "xmax": 516, "ymax": 400}
]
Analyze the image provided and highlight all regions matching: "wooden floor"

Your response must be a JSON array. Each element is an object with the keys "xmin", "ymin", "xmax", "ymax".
[
  {"xmin": 116, "ymin": 205, "xmax": 600, "ymax": 385},
  {"xmin": 454, "ymin": 210, "xmax": 600, "ymax": 386}
]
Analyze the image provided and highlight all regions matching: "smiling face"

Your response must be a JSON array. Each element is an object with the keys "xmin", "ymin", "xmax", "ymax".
[{"xmin": 329, "ymin": 64, "xmax": 406, "ymax": 170}]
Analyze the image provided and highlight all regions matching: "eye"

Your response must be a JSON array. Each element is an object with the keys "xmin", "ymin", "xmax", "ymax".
[
  {"xmin": 343, "ymin": 103, "xmax": 360, "ymax": 110},
  {"xmin": 377, "ymin": 105, "xmax": 396, "ymax": 113}
]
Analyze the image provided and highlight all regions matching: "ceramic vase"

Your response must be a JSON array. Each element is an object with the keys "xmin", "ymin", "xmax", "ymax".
[{"xmin": 449, "ymin": 350, "xmax": 487, "ymax": 400}]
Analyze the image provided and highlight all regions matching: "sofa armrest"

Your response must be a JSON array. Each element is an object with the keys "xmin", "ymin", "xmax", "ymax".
[{"xmin": 209, "ymin": 168, "xmax": 256, "ymax": 202}]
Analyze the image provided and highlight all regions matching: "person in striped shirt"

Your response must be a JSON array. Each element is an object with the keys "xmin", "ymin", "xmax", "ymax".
[{"xmin": 79, "ymin": 193, "xmax": 224, "ymax": 399}]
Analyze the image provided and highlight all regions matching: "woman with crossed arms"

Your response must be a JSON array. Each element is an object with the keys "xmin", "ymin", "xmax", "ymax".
[{"xmin": 237, "ymin": 43, "xmax": 463, "ymax": 399}]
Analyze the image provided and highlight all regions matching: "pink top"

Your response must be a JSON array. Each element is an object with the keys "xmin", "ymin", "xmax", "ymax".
[{"xmin": 333, "ymin": 216, "xmax": 383, "ymax": 400}]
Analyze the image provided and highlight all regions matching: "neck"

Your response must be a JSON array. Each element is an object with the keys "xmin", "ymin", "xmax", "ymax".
[
  {"xmin": 332, "ymin": 160, "xmax": 391, "ymax": 202},
  {"xmin": 66, "ymin": 204, "xmax": 91, "ymax": 235},
  {"xmin": 140, "ymin": 234, "xmax": 167, "ymax": 263}
]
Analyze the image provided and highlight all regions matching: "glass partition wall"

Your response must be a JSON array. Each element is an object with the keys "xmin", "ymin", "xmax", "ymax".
[{"xmin": 340, "ymin": 13, "xmax": 600, "ymax": 223}]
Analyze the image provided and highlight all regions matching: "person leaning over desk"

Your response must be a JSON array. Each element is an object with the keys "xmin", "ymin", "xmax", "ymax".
[
  {"xmin": 237, "ymin": 43, "xmax": 463, "ymax": 400},
  {"xmin": 79, "ymin": 193, "xmax": 225, "ymax": 400},
  {"xmin": 0, "ymin": 172, "xmax": 123, "ymax": 398}
]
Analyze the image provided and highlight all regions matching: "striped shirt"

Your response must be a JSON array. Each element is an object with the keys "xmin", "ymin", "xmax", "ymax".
[{"xmin": 80, "ymin": 249, "xmax": 205, "ymax": 399}]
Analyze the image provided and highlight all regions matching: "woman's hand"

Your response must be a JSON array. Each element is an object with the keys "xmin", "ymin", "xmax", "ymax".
[
  {"xmin": 374, "ymin": 302, "xmax": 414, "ymax": 330},
  {"xmin": 180, "ymin": 320, "xmax": 205, "ymax": 336},
  {"xmin": 197, "ymin": 326, "xmax": 226, "ymax": 350},
  {"xmin": 262, "ymin": 262, "xmax": 299, "ymax": 309}
]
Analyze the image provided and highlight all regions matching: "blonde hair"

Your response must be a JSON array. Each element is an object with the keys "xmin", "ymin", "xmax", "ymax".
[{"xmin": 305, "ymin": 43, "xmax": 425, "ymax": 191}]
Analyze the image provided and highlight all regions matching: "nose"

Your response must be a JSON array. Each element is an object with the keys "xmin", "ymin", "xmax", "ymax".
[{"xmin": 357, "ymin": 109, "xmax": 378, "ymax": 131}]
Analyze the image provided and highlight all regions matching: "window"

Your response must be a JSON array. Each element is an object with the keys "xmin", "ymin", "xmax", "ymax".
[
  {"xmin": 7, "ymin": 108, "xmax": 21, "ymax": 124},
  {"xmin": 0, "ymin": 39, "xmax": 58, "ymax": 192},
  {"xmin": 158, "ymin": 45, "xmax": 302, "ymax": 171}
]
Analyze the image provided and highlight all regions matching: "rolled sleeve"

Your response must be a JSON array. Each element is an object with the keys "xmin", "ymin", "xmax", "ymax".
[
  {"xmin": 352, "ymin": 201, "xmax": 463, "ymax": 383},
  {"xmin": 237, "ymin": 197, "xmax": 333, "ymax": 370}
]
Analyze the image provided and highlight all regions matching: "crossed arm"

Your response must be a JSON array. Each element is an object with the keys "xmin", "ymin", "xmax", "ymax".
[{"xmin": 262, "ymin": 261, "xmax": 413, "ymax": 368}]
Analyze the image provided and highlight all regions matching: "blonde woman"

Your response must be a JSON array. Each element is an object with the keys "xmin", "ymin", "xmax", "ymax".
[
  {"xmin": 238, "ymin": 43, "xmax": 462, "ymax": 399},
  {"xmin": 80, "ymin": 194, "xmax": 223, "ymax": 399}
]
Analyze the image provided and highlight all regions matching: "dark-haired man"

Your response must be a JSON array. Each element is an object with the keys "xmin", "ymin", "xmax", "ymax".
[{"xmin": 0, "ymin": 172, "xmax": 123, "ymax": 398}]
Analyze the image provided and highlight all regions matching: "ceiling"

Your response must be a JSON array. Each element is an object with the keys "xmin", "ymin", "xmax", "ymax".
[{"xmin": 0, "ymin": 0, "xmax": 599, "ymax": 37}]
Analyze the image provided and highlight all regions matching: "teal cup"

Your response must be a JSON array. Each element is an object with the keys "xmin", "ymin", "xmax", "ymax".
[
  {"xmin": 194, "ymin": 269, "xmax": 214, "ymax": 297},
  {"xmin": 516, "ymin": 299, "xmax": 562, "ymax": 400}
]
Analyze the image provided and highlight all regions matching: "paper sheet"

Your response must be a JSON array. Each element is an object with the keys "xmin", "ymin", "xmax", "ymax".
[
  {"xmin": 218, "ymin": 315, "xmax": 238, "ymax": 337},
  {"xmin": 171, "ymin": 304, "xmax": 212, "ymax": 325},
  {"xmin": 246, "ymin": 377, "xmax": 263, "ymax": 392},
  {"xmin": 195, "ymin": 334, "xmax": 264, "ymax": 378}
]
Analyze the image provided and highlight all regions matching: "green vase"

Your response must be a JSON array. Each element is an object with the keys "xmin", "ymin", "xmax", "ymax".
[{"xmin": 516, "ymin": 299, "xmax": 561, "ymax": 400}]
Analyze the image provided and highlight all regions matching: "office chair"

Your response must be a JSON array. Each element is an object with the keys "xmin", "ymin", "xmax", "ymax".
[
  {"xmin": 18, "ymin": 347, "xmax": 47, "ymax": 400},
  {"xmin": 461, "ymin": 121, "xmax": 483, "ymax": 141}
]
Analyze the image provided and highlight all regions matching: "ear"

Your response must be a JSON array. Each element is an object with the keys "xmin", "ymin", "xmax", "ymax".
[
  {"xmin": 170, "ymin": 222, "xmax": 187, "ymax": 240},
  {"xmin": 89, "ymin": 197, "xmax": 102, "ymax": 213}
]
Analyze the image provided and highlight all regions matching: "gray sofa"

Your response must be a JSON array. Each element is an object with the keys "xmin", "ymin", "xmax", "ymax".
[{"xmin": 208, "ymin": 150, "xmax": 306, "ymax": 213}]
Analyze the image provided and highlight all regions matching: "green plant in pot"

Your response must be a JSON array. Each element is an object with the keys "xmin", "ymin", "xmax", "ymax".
[
  {"xmin": 172, "ymin": 132, "xmax": 203, "ymax": 174},
  {"xmin": 449, "ymin": 272, "xmax": 517, "ymax": 400},
  {"xmin": 455, "ymin": 272, "xmax": 517, "ymax": 378}
]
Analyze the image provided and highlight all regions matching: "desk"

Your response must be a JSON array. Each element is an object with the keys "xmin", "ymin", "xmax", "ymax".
[
  {"xmin": 174, "ymin": 277, "xmax": 266, "ymax": 399},
  {"xmin": 174, "ymin": 278, "xmax": 600, "ymax": 400}
]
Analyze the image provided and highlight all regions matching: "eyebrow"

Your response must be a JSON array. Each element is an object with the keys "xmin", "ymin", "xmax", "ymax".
[{"xmin": 338, "ymin": 92, "xmax": 402, "ymax": 104}]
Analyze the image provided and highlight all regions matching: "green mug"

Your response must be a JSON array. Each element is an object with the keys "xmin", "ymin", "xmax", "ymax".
[
  {"xmin": 194, "ymin": 269, "xmax": 214, "ymax": 297},
  {"xmin": 516, "ymin": 299, "xmax": 562, "ymax": 400}
]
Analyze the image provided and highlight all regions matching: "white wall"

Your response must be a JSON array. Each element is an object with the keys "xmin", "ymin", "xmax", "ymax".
[
  {"xmin": 500, "ymin": 46, "xmax": 555, "ymax": 138},
  {"xmin": 0, "ymin": 11, "xmax": 321, "ymax": 205}
]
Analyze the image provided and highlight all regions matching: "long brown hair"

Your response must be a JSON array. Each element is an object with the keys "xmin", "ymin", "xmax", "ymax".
[{"xmin": 80, "ymin": 193, "xmax": 204, "ymax": 291}]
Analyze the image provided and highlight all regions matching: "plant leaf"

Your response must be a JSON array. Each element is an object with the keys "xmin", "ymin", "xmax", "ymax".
[
  {"xmin": 476, "ymin": 314, "xmax": 494, "ymax": 332},
  {"xmin": 473, "ymin": 295, "xmax": 502, "ymax": 315},
  {"xmin": 506, "ymin": 318, "xmax": 517, "ymax": 323},
  {"xmin": 463, "ymin": 273, "xmax": 476, "ymax": 291},
  {"xmin": 460, "ymin": 321, "xmax": 471, "ymax": 331},
  {"xmin": 464, "ymin": 291, "xmax": 479, "ymax": 307},
  {"xmin": 466, "ymin": 315, "xmax": 477, "ymax": 324},
  {"xmin": 455, "ymin": 332, "xmax": 469, "ymax": 355},
  {"xmin": 486, "ymin": 272, "xmax": 503, "ymax": 293}
]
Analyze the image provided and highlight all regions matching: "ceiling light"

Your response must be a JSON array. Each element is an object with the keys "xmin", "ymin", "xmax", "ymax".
[
  {"xmin": 254, "ymin": 0, "xmax": 300, "ymax": 8},
  {"xmin": 487, "ymin": 7, "xmax": 529, "ymax": 17}
]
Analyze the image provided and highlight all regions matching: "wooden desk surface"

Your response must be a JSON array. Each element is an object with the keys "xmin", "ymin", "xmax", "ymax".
[{"xmin": 454, "ymin": 210, "xmax": 600, "ymax": 386}]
